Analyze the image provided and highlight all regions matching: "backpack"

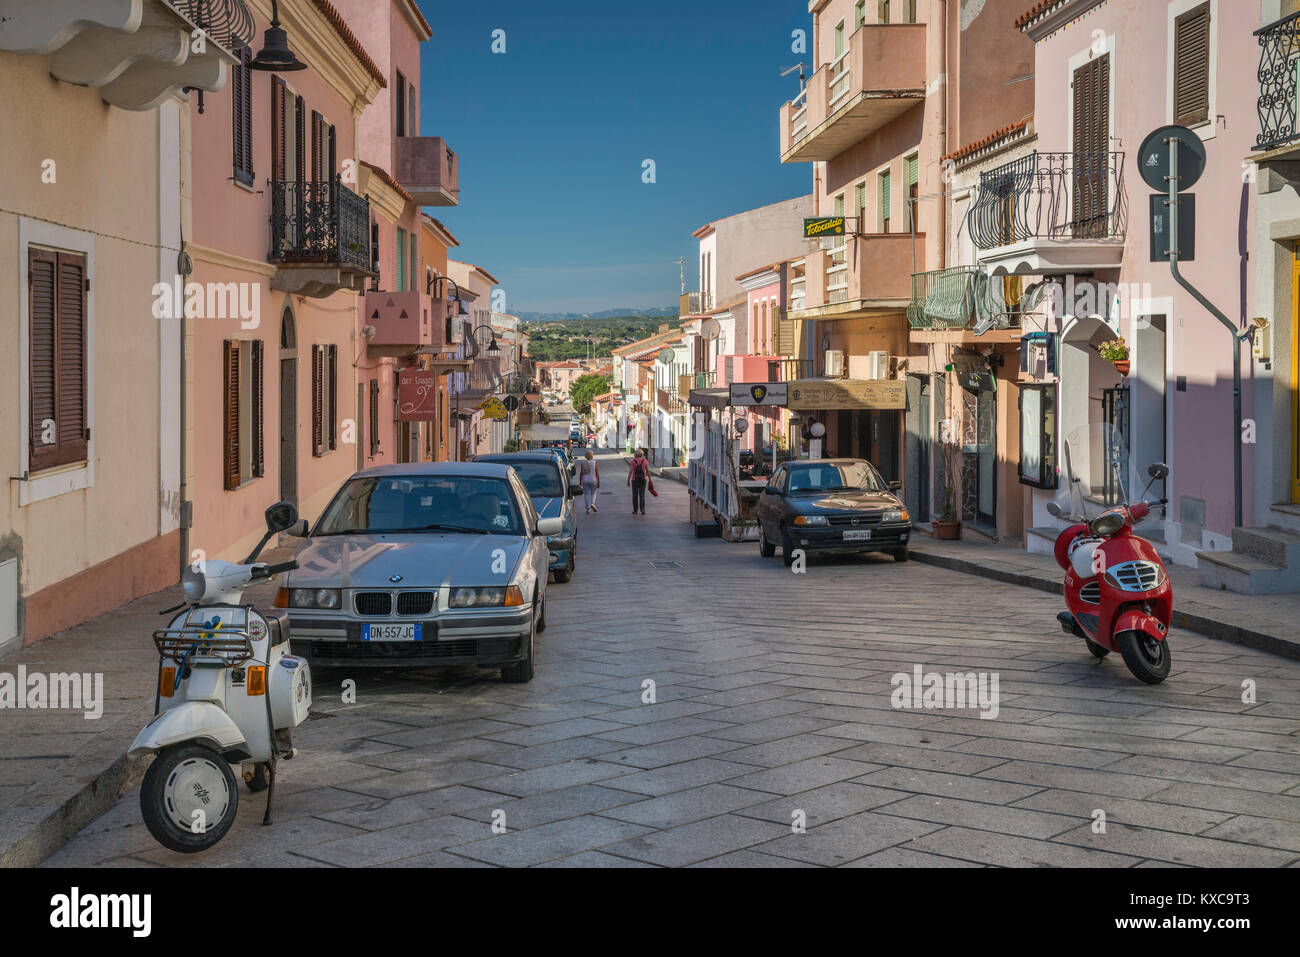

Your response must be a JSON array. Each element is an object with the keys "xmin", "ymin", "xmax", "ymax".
[{"xmin": 631, "ymin": 458, "xmax": 648, "ymax": 480}]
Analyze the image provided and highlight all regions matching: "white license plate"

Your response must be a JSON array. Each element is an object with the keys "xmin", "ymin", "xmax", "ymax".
[
  {"xmin": 842, "ymin": 529, "xmax": 873, "ymax": 541},
  {"xmin": 362, "ymin": 623, "xmax": 422, "ymax": 642}
]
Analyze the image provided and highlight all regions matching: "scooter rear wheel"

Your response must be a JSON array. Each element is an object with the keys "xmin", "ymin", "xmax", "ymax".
[
  {"xmin": 141, "ymin": 743, "xmax": 239, "ymax": 853},
  {"xmin": 1116, "ymin": 630, "xmax": 1171, "ymax": 685}
]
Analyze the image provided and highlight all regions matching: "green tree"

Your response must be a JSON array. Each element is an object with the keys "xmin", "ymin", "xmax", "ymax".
[{"xmin": 569, "ymin": 373, "xmax": 611, "ymax": 415}]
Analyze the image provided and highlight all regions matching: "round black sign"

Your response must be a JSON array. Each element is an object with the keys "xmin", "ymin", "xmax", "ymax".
[
  {"xmin": 1137, "ymin": 125, "xmax": 1206, "ymax": 192},
  {"xmin": 503, "ymin": 395, "xmax": 520, "ymax": 411}
]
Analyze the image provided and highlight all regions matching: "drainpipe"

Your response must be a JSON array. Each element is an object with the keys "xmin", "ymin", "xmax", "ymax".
[{"xmin": 938, "ymin": 0, "xmax": 948, "ymax": 272}]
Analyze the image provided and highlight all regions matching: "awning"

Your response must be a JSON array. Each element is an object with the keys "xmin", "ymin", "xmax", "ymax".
[
  {"xmin": 687, "ymin": 388, "xmax": 729, "ymax": 410},
  {"xmin": 787, "ymin": 378, "xmax": 907, "ymax": 411},
  {"xmin": 517, "ymin": 424, "xmax": 571, "ymax": 441}
]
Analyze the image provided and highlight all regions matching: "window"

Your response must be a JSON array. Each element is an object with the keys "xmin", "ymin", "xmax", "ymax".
[
  {"xmin": 222, "ymin": 339, "xmax": 264, "ymax": 489},
  {"xmin": 855, "ymin": 182, "xmax": 867, "ymax": 228},
  {"xmin": 408, "ymin": 82, "xmax": 417, "ymax": 137},
  {"xmin": 906, "ymin": 154, "xmax": 919, "ymax": 229},
  {"xmin": 231, "ymin": 46, "xmax": 253, "ymax": 186},
  {"xmin": 396, "ymin": 71, "xmax": 407, "ymax": 137},
  {"xmin": 878, "ymin": 169, "xmax": 892, "ymax": 232},
  {"xmin": 310, "ymin": 110, "xmax": 336, "ymax": 183},
  {"xmin": 312, "ymin": 344, "xmax": 337, "ymax": 456},
  {"xmin": 855, "ymin": 2, "xmax": 866, "ymax": 27},
  {"xmin": 878, "ymin": 0, "xmax": 889, "ymax": 22},
  {"xmin": 28, "ymin": 248, "xmax": 87, "ymax": 470},
  {"xmin": 1173, "ymin": 3, "xmax": 1211, "ymax": 127},
  {"xmin": 834, "ymin": 21, "xmax": 846, "ymax": 58}
]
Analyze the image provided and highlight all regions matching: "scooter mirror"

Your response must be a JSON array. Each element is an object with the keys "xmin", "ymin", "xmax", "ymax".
[
  {"xmin": 1046, "ymin": 501, "xmax": 1064, "ymax": 519},
  {"xmin": 264, "ymin": 500, "xmax": 299, "ymax": 534},
  {"xmin": 1148, "ymin": 462, "xmax": 1169, "ymax": 481}
]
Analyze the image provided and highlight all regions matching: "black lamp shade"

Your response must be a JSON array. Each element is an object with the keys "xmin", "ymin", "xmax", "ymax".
[{"xmin": 249, "ymin": 23, "xmax": 306, "ymax": 70}]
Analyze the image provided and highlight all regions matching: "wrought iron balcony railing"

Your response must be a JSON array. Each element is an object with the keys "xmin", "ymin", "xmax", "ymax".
[
  {"xmin": 907, "ymin": 266, "xmax": 1023, "ymax": 335},
  {"xmin": 1255, "ymin": 13, "xmax": 1300, "ymax": 151},
  {"xmin": 269, "ymin": 175, "xmax": 372, "ymax": 271},
  {"xmin": 967, "ymin": 151, "xmax": 1126, "ymax": 251}
]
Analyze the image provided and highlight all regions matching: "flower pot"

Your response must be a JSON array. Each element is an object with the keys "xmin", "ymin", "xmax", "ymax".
[
  {"xmin": 1112, "ymin": 359, "xmax": 1130, "ymax": 376},
  {"xmin": 933, "ymin": 520, "xmax": 961, "ymax": 540}
]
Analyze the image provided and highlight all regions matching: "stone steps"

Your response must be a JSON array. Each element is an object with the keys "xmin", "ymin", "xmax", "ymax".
[{"xmin": 1197, "ymin": 526, "xmax": 1300, "ymax": 594}]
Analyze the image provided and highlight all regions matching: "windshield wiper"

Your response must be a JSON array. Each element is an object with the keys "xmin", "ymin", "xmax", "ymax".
[{"xmin": 414, "ymin": 523, "xmax": 491, "ymax": 534}]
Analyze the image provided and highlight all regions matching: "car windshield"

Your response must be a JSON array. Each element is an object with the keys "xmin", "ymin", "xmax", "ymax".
[
  {"xmin": 787, "ymin": 462, "xmax": 887, "ymax": 493},
  {"xmin": 314, "ymin": 475, "xmax": 523, "ymax": 535},
  {"xmin": 498, "ymin": 461, "xmax": 564, "ymax": 498}
]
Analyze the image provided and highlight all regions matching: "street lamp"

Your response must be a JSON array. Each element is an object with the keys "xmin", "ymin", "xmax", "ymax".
[{"xmin": 248, "ymin": 0, "xmax": 307, "ymax": 71}]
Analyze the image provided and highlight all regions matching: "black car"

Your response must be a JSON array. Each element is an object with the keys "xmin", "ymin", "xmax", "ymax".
[{"xmin": 754, "ymin": 459, "xmax": 911, "ymax": 566}]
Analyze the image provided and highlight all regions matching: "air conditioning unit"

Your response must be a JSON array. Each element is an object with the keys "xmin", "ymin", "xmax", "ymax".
[
  {"xmin": 824, "ymin": 349, "xmax": 845, "ymax": 377},
  {"xmin": 868, "ymin": 350, "xmax": 890, "ymax": 380}
]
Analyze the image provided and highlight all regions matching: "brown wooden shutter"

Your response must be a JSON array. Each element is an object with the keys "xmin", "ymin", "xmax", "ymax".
[
  {"xmin": 56, "ymin": 253, "xmax": 87, "ymax": 464},
  {"xmin": 1174, "ymin": 3, "xmax": 1211, "ymax": 128},
  {"xmin": 310, "ymin": 110, "xmax": 322, "ymax": 183},
  {"xmin": 312, "ymin": 344, "xmax": 324, "ymax": 456},
  {"xmin": 232, "ymin": 48, "xmax": 253, "ymax": 184},
  {"xmin": 328, "ymin": 124, "xmax": 336, "ymax": 181},
  {"xmin": 294, "ymin": 95, "xmax": 306, "ymax": 186},
  {"xmin": 271, "ymin": 76, "xmax": 286, "ymax": 182},
  {"xmin": 369, "ymin": 379, "xmax": 380, "ymax": 457},
  {"xmin": 224, "ymin": 340, "xmax": 241, "ymax": 490},
  {"xmin": 251, "ymin": 339, "xmax": 264, "ymax": 477},
  {"xmin": 28, "ymin": 248, "xmax": 58, "ymax": 470},
  {"xmin": 1072, "ymin": 53, "xmax": 1110, "ymax": 239},
  {"xmin": 327, "ymin": 344, "xmax": 338, "ymax": 450}
]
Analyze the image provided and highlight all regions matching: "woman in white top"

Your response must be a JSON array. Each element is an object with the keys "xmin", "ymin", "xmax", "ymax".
[{"xmin": 577, "ymin": 450, "xmax": 600, "ymax": 513}]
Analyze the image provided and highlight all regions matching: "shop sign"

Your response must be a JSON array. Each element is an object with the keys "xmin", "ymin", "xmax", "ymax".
[{"xmin": 787, "ymin": 379, "xmax": 906, "ymax": 410}]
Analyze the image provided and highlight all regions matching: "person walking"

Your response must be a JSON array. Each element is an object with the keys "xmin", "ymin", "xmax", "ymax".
[
  {"xmin": 578, "ymin": 449, "xmax": 600, "ymax": 513},
  {"xmin": 628, "ymin": 448, "xmax": 649, "ymax": 515}
]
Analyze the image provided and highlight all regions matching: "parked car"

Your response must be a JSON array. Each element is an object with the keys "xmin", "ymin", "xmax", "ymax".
[
  {"xmin": 475, "ymin": 451, "xmax": 580, "ymax": 582},
  {"xmin": 278, "ymin": 462, "xmax": 561, "ymax": 682},
  {"xmin": 754, "ymin": 458, "xmax": 911, "ymax": 567}
]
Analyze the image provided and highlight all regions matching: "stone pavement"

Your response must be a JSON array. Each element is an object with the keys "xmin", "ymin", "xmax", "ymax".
[{"xmin": 38, "ymin": 449, "xmax": 1300, "ymax": 867}]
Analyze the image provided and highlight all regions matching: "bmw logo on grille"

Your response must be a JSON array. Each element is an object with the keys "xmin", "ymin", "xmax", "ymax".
[
  {"xmin": 851, "ymin": 517, "xmax": 860, "ymax": 525},
  {"xmin": 389, "ymin": 575, "xmax": 403, "ymax": 583}
]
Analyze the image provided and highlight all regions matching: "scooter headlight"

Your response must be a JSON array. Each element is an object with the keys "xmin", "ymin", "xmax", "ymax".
[
  {"xmin": 1089, "ymin": 512, "xmax": 1127, "ymax": 537},
  {"xmin": 181, "ymin": 565, "xmax": 206, "ymax": 602}
]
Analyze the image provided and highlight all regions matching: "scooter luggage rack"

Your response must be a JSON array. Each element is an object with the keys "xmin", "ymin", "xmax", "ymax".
[{"xmin": 152, "ymin": 625, "xmax": 254, "ymax": 666}]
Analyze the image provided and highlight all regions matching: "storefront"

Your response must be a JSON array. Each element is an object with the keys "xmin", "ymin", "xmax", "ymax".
[{"xmin": 787, "ymin": 378, "xmax": 907, "ymax": 483}]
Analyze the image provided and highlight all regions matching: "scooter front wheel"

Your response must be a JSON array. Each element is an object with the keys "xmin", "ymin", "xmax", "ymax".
[
  {"xmin": 141, "ymin": 744, "xmax": 239, "ymax": 853},
  {"xmin": 1116, "ymin": 630, "xmax": 1171, "ymax": 685}
]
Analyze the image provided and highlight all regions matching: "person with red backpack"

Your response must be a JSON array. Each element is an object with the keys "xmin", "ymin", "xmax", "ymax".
[{"xmin": 627, "ymin": 448, "xmax": 650, "ymax": 515}]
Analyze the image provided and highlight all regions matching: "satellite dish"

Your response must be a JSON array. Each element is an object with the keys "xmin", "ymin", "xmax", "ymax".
[
  {"xmin": 1019, "ymin": 280, "xmax": 1054, "ymax": 314},
  {"xmin": 658, "ymin": 347, "xmax": 675, "ymax": 363},
  {"xmin": 700, "ymin": 317, "xmax": 721, "ymax": 341},
  {"xmin": 734, "ymin": 418, "xmax": 749, "ymax": 434}
]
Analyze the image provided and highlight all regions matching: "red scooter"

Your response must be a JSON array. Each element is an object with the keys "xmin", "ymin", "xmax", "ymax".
[{"xmin": 1047, "ymin": 425, "xmax": 1173, "ymax": 684}]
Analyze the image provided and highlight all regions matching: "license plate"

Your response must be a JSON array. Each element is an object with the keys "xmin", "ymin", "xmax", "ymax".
[
  {"xmin": 362, "ymin": 623, "xmax": 421, "ymax": 642},
  {"xmin": 842, "ymin": 529, "xmax": 873, "ymax": 541}
]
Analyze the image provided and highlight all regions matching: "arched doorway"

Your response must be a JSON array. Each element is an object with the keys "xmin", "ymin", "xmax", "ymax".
[
  {"xmin": 279, "ymin": 305, "xmax": 297, "ymax": 505},
  {"xmin": 1060, "ymin": 313, "xmax": 1128, "ymax": 505}
]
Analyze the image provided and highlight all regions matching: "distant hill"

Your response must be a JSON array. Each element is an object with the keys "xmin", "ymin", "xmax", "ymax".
[
  {"xmin": 516, "ymin": 306, "xmax": 678, "ymax": 323},
  {"xmin": 522, "ymin": 311, "xmax": 682, "ymax": 362}
]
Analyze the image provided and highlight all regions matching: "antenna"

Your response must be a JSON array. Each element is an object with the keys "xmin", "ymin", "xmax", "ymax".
[
  {"xmin": 780, "ymin": 62, "xmax": 807, "ymax": 87},
  {"xmin": 672, "ymin": 257, "xmax": 685, "ymax": 295}
]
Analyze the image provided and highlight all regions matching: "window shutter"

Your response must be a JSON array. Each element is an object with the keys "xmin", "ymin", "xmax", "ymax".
[
  {"xmin": 1072, "ymin": 54, "xmax": 1110, "ymax": 238},
  {"xmin": 328, "ymin": 124, "xmax": 337, "ymax": 181},
  {"xmin": 396, "ymin": 228, "xmax": 406, "ymax": 292},
  {"xmin": 224, "ymin": 340, "xmax": 241, "ymax": 490},
  {"xmin": 312, "ymin": 344, "xmax": 324, "ymax": 456},
  {"xmin": 369, "ymin": 379, "xmax": 380, "ymax": 457},
  {"xmin": 28, "ymin": 248, "xmax": 58, "ymax": 470},
  {"xmin": 271, "ymin": 76, "xmax": 286, "ymax": 182},
  {"xmin": 1174, "ymin": 4, "xmax": 1211, "ymax": 127},
  {"xmin": 232, "ymin": 48, "xmax": 253, "ymax": 185},
  {"xmin": 907, "ymin": 155, "xmax": 918, "ymax": 187},
  {"xmin": 776, "ymin": 309, "xmax": 795, "ymax": 356},
  {"xmin": 327, "ymin": 344, "xmax": 338, "ymax": 451},
  {"xmin": 56, "ymin": 252, "xmax": 87, "ymax": 465},
  {"xmin": 310, "ymin": 110, "xmax": 322, "ymax": 183},
  {"xmin": 294, "ymin": 94, "xmax": 306, "ymax": 187},
  {"xmin": 251, "ymin": 339, "xmax": 264, "ymax": 477},
  {"xmin": 396, "ymin": 73, "xmax": 406, "ymax": 137}
]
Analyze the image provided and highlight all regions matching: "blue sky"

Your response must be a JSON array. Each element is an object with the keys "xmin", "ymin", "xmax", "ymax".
[{"xmin": 414, "ymin": 0, "xmax": 811, "ymax": 315}]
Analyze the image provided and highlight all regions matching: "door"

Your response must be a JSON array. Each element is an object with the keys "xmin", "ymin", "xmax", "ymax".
[
  {"xmin": 1134, "ymin": 314, "xmax": 1167, "ymax": 509},
  {"xmin": 1072, "ymin": 53, "xmax": 1110, "ymax": 239},
  {"xmin": 1102, "ymin": 386, "xmax": 1130, "ymax": 507},
  {"xmin": 1294, "ymin": 243, "xmax": 1300, "ymax": 502}
]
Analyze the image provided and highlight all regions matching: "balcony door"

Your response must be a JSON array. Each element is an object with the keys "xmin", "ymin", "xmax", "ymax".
[{"xmin": 1072, "ymin": 53, "xmax": 1110, "ymax": 239}]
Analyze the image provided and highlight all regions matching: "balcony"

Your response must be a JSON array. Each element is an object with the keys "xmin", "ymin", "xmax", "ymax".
[
  {"xmin": 393, "ymin": 136, "xmax": 459, "ymax": 206},
  {"xmin": 0, "ymin": 0, "xmax": 248, "ymax": 109},
  {"xmin": 779, "ymin": 24, "xmax": 926, "ymax": 163},
  {"xmin": 680, "ymin": 291, "xmax": 715, "ymax": 316},
  {"xmin": 906, "ymin": 266, "xmax": 1024, "ymax": 340},
  {"xmin": 363, "ymin": 290, "xmax": 436, "ymax": 358},
  {"xmin": 789, "ymin": 233, "xmax": 923, "ymax": 320},
  {"xmin": 967, "ymin": 151, "xmax": 1126, "ymax": 276},
  {"xmin": 269, "ymin": 177, "xmax": 375, "ymax": 297}
]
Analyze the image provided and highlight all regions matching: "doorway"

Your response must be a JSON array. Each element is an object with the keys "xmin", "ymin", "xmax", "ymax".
[
  {"xmin": 1134, "ymin": 314, "xmax": 1167, "ymax": 509},
  {"xmin": 961, "ymin": 385, "xmax": 996, "ymax": 530},
  {"xmin": 279, "ymin": 307, "xmax": 297, "ymax": 505}
]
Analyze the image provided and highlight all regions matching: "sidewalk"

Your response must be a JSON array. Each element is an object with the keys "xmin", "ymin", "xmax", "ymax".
[
  {"xmin": 0, "ymin": 549, "xmax": 288, "ymax": 867},
  {"xmin": 910, "ymin": 535, "xmax": 1300, "ymax": 662}
]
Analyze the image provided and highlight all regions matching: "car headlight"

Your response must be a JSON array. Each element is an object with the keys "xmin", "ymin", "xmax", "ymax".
[
  {"xmin": 449, "ymin": 585, "xmax": 524, "ymax": 608},
  {"xmin": 288, "ymin": 588, "xmax": 341, "ymax": 610},
  {"xmin": 793, "ymin": 515, "xmax": 828, "ymax": 526},
  {"xmin": 882, "ymin": 508, "xmax": 910, "ymax": 523}
]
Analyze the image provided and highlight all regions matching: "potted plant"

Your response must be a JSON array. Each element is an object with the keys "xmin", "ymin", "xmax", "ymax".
[
  {"xmin": 1098, "ymin": 336, "xmax": 1129, "ymax": 376},
  {"xmin": 933, "ymin": 434, "xmax": 962, "ymax": 540}
]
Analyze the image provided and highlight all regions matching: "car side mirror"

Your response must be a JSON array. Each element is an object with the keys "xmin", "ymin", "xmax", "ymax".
[
  {"xmin": 764, "ymin": 486, "xmax": 784, "ymax": 497},
  {"xmin": 889, "ymin": 480, "xmax": 902, "ymax": 492},
  {"xmin": 569, "ymin": 483, "xmax": 582, "ymax": 497},
  {"xmin": 537, "ymin": 517, "xmax": 563, "ymax": 536}
]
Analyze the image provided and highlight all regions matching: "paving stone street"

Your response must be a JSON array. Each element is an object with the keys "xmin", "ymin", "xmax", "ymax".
[{"xmin": 44, "ymin": 453, "xmax": 1300, "ymax": 867}]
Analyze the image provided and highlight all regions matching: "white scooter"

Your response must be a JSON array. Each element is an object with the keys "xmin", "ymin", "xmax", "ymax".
[{"xmin": 129, "ymin": 501, "xmax": 311, "ymax": 853}]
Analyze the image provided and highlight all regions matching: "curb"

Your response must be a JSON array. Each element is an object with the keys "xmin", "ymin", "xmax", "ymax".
[{"xmin": 909, "ymin": 546, "xmax": 1300, "ymax": 663}]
